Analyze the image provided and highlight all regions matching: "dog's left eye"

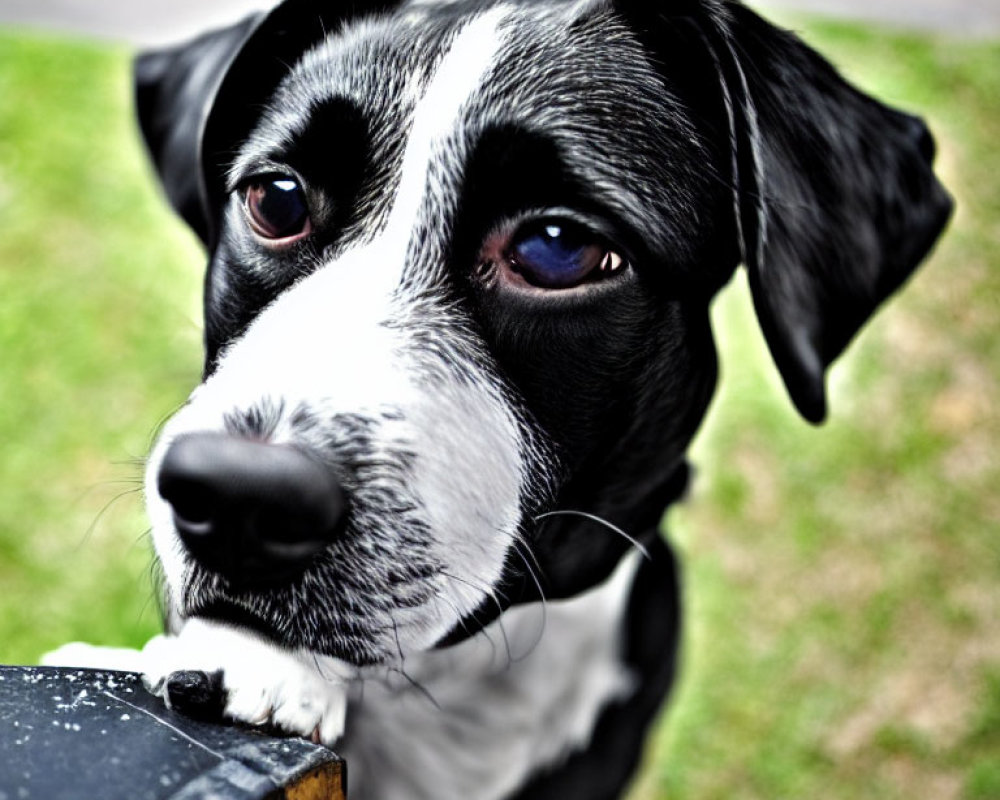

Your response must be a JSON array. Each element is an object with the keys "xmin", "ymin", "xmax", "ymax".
[
  {"xmin": 241, "ymin": 175, "xmax": 311, "ymax": 241},
  {"xmin": 507, "ymin": 222, "xmax": 626, "ymax": 289}
]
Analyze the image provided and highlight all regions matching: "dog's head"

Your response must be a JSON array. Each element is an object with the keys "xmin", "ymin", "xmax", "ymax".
[{"xmin": 138, "ymin": 0, "xmax": 951, "ymax": 665}]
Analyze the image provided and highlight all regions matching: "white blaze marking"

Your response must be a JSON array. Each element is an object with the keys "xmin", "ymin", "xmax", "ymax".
[{"xmin": 383, "ymin": 6, "xmax": 508, "ymax": 248}]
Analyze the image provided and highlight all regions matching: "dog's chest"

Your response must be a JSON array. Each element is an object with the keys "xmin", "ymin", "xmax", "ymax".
[{"xmin": 341, "ymin": 552, "xmax": 641, "ymax": 800}]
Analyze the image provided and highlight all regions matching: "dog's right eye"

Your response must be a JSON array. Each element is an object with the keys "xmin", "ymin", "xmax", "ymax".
[
  {"xmin": 505, "ymin": 221, "xmax": 627, "ymax": 290},
  {"xmin": 241, "ymin": 175, "xmax": 311, "ymax": 242}
]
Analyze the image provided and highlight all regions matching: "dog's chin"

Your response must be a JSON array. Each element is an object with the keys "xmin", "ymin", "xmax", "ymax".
[
  {"xmin": 188, "ymin": 592, "xmax": 402, "ymax": 667},
  {"xmin": 175, "ymin": 558, "xmax": 465, "ymax": 667},
  {"xmin": 184, "ymin": 598, "xmax": 384, "ymax": 667},
  {"xmin": 176, "ymin": 556, "xmax": 383, "ymax": 665}
]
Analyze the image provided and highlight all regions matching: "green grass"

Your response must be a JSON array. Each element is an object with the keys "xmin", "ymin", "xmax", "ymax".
[
  {"xmin": 0, "ymin": 33, "xmax": 202, "ymax": 662},
  {"xmin": 0, "ymin": 14, "xmax": 997, "ymax": 800}
]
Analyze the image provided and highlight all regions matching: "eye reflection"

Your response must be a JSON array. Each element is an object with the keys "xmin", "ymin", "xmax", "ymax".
[{"xmin": 242, "ymin": 175, "xmax": 311, "ymax": 241}]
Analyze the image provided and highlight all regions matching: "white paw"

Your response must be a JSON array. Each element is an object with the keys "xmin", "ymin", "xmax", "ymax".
[
  {"xmin": 140, "ymin": 618, "xmax": 352, "ymax": 746},
  {"xmin": 44, "ymin": 621, "xmax": 351, "ymax": 746}
]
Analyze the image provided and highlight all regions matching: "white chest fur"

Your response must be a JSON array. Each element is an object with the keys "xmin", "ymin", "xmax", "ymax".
[{"xmin": 342, "ymin": 551, "xmax": 642, "ymax": 800}]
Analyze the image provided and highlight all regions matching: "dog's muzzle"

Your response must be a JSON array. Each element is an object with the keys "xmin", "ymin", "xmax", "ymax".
[{"xmin": 157, "ymin": 433, "xmax": 346, "ymax": 588}]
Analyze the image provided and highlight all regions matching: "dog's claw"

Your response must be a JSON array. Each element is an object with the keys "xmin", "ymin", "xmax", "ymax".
[{"xmin": 164, "ymin": 669, "xmax": 227, "ymax": 721}]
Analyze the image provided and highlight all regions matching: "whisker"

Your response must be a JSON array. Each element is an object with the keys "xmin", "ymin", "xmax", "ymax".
[
  {"xmin": 438, "ymin": 571, "xmax": 512, "ymax": 664},
  {"xmin": 79, "ymin": 484, "xmax": 146, "ymax": 548},
  {"xmin": 506, "ymin": 540, "xmax": 547, "ymax": 664},
  {"xmin": 133, "ymin": 525, "xmax": 154, "ymax": 547},
  {"xmin": 434, "ymin": 573, "xmax": 486, "ymax": 620},
  {"xmin": 509, "ymin": 534, "xmax": 546, "ymax": 603},
  {"xmin": 494, "ymin": 614, "xmax": 514, "ymax": 668},
  {"xmin": 139, "ymin": 543, "xmax": 167, "ymax": 627},
  {"xmin": 389, "ymin": 666, "xmax": 442, "ymax": 710},
  {"xmin": 440, "ymin": 569, "xmax": 510, "ymax": 611},
  {"xmin": 307, "ymin": 650, "xmax": 325, "ymax": 679},
  {"xmin": 533, "ymin": 510, "xmax": 651, "ymax": 561},
  {"xmin": 309, "ymin": 651, "xmax": 355, "ymax": 686},
  {"xmin": 146, "ymin": 400, "xmax": 190, "ymax": 454},
  {"xmin": 441, "ymin": 531, "xmax": 550, "ymax": 668},
  {"xmin": 389, "ymin": 617, "xmax": 440, "ymax": 711},
  {"xmin": 510, "ymin": 522, "xmax": 545, "ymax": 581}
]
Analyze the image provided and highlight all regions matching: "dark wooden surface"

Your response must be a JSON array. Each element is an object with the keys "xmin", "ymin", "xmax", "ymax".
[{"xmin": 0, "ymin": 666, "xmax": 345, "ymax": 800}]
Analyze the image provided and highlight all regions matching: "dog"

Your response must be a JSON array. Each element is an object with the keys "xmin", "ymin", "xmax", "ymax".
[{"xmin": 44, "ymin": 0, "xmax": 952, "ymax": 797}]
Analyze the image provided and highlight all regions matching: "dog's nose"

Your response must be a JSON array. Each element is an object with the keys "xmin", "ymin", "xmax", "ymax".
[{"xmin": 157, "ymin": 432, "xmax": 346, "ymax": 587}]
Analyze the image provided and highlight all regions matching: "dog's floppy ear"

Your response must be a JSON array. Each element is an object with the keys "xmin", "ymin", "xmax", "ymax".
[
  {"xmin": 135, "ymin": 16, "xmax": 260, "ymax": 245},
  {"xmin": 621, "ymin": 0, "xmax": 952, "ymax": 422},
  {"xmin": 708, "ymin": 2, "xmax": 952, "ymax": 422},
  {"xmin": 136, "ymin": 0, "xmax": 402, "ymax": 247}
]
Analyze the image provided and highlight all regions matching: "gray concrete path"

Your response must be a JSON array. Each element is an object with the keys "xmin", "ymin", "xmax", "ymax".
[{"xmin": 0, "ymin": 0, "xmax": 996, "ymax": 46}]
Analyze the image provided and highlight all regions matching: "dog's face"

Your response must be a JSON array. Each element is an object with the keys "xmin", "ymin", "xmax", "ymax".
[{"xmin": 138, "ymin": 0, "xmax": 950, "ymax": 666}]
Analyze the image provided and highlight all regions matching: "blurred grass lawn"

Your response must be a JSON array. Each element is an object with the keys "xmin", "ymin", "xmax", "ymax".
[{"xmin": 0, "ymin": 13, "xmax": 997, "ymax": 800}]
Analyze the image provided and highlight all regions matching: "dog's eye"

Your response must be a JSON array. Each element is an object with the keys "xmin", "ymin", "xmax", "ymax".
[
  {"xmin": 507, "ymin": 222, "xmax": 625, "ymax": 289},
  {"xmin": 242, "ymin": 175, "xmax": 311, "ymax": 241}
]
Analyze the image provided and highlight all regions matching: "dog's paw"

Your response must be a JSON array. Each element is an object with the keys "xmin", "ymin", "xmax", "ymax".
[{"xmin": 140, "ymin": 618, "xmax": 351, "ymax": 746}]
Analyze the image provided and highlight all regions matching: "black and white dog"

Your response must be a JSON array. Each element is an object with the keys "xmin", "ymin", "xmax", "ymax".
[{"xmin": 47, "ymin": 0, "xmax": 951, "ymax": 797}]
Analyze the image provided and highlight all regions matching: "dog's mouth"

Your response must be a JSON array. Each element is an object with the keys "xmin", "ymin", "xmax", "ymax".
[
  {"xmin": 178, "ymin": 553, "xmax": 437, "ymax": 666},
  {"xmin": 184, "ymin": 596, "xmax": 293, "ymax": 649}
]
